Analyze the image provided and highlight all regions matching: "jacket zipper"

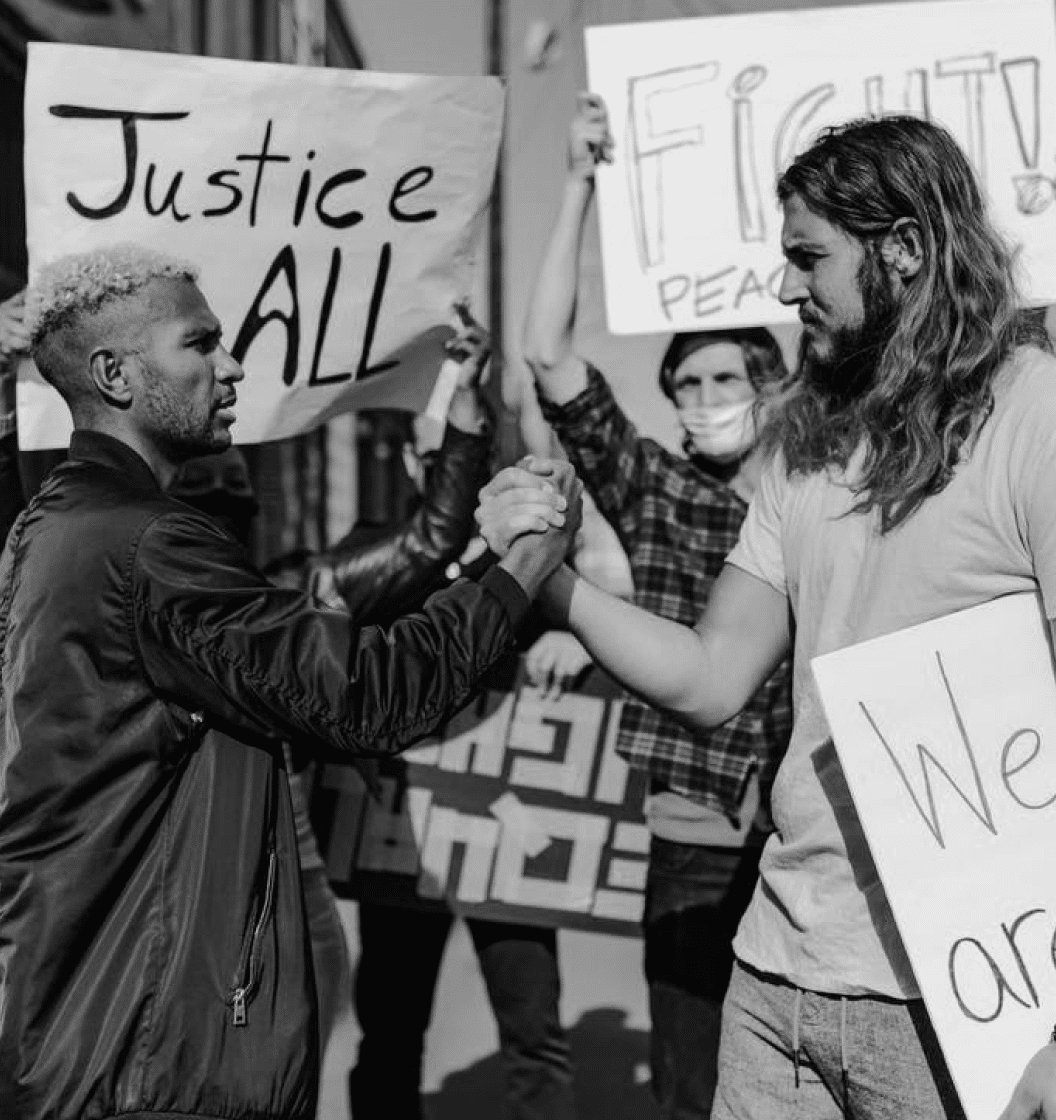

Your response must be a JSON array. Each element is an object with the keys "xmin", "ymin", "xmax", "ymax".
[{"xmin": 229, "ymin": 843, "xmax": 277, "ymax": 1027}]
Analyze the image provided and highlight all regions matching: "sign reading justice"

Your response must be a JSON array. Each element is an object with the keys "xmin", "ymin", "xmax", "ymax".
[
  {"xmin": 585, "ymin": 0, "xmax": 1056, "ymax": 335},
  {"xmin": 20, "ymin": 43, "xmax": 504, "ymax": 449},
  {"xmin": 813, "ymin": 593, "xmax": 1056, "ymax": 1120}
]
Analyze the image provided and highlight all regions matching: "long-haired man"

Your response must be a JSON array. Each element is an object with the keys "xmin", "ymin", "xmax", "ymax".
[{"xmin": 478, "ymin": 115, "xmax": 1056, "ymax": 1118}]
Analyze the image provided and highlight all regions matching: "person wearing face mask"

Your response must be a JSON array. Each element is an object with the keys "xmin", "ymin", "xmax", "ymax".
[{"xmin": 521, "ymin": 95, "xmax": 794, "ymax": 1120}]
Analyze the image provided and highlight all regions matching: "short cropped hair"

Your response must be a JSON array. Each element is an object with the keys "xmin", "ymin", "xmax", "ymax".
[
  {"xmin": 26, "ymin": 243, "xmax": 198, "ymax": 349},
  {"xmin": 26, "ymin": 244, "xmax": 199, "ymax": 411}
]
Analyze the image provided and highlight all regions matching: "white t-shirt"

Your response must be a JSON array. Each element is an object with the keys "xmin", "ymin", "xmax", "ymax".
[{"xmin": 727, "ymin": 346, "xmax": 1056, "ymax": 998}]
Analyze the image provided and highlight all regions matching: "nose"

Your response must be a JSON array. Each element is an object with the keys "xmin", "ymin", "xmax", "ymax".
[
  {"xmin": 214, "ymin": 344, "xmax": 245, "ymax": 384},
  {"xmin": 777, "ymin": 262, "xmax": 807, "ymax": 306},
  {"xmin": 699, "ymin": 380, "xmax": 721, "ymax": 408}
]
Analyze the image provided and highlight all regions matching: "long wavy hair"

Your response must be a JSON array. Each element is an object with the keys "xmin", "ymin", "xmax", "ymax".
[{"xmin": 766, "ymin": 116, "xmax": 1051, "ymax": 532}]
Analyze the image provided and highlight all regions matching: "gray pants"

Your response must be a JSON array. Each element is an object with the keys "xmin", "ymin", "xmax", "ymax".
[{"xmin": 711, "ymin": 962, "xmax": 967, "ymax": 1120}]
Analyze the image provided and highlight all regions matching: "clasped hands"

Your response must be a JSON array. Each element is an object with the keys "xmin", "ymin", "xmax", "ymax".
[{"xmin": 476, "ymin": 456, "xmax": 581, "ymax": 567}]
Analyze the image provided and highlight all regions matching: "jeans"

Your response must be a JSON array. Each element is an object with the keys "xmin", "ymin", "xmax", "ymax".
[
  {"xmin": 349, "ymin": 903, "xmax": 576, "ymax": 1120},
  {"xmin": 711, "ymin": 962, "xmax": 967, "ymax": 1120},
  {"xmin": 643, "ymin": 837, "xmax": 763, "ymax": 1120}
]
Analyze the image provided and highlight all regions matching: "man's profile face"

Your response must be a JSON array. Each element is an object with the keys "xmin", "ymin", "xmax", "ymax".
[
  {"xmin": 128, "ymin": 277, "xmax": 243, "ymax": 460},
  {"xmin": 778, "ymin": 193, "xmax": 900, "ymax": 401},
  {"xmin": 778, "ymin": 193, "xmax": 870, "ymax": 368}
]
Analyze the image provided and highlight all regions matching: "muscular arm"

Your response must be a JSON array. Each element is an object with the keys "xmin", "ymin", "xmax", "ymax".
[{"xmin": 543, "ymin": 561, "xmax": 791, "ymax": 728}]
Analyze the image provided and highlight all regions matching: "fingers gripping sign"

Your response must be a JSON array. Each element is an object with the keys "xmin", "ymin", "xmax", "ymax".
[
  {"xmin": 0, "ymin": 290, "xmax": 30, "ymax": 361},
  {"xmin": 569, "ymin": 92, "xmax": 614, "ymax": 180},
  {"xmin": 444, "ymin": 300, "xmax": 492, "ymax": 389},
  {"xmin": 999, "ymin": 1043, "xmax": 1056, "ymax": 1120},
  {"xmin": 526, "ymin": 630, "xmax": 594, "ymax": 701}
]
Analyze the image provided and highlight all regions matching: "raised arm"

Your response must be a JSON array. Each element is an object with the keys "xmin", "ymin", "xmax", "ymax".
[
  {"xmin": 308, "ymin": 308, "xmax": 493, "ymax": 619},
  {"xmin": 522, "ymin": 93, "xmax": 613, "ymax": 406}
]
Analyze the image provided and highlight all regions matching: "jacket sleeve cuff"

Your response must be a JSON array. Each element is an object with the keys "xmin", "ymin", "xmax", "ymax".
[
  {"xmin": 479, "ymin": 565, "xmax": 531, "ymax": 630},
  {"xmin": 537, "ymin": 363, "xmax": 610, "ymax": 430}
]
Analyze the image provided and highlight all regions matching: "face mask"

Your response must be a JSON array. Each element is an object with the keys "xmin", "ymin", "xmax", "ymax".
[{"xmin": 678, "ymin": 399, "xmax": 757, "ymax": 463}]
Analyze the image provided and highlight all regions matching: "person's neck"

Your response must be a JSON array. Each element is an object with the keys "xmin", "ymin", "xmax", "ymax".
[
  {"xmin": 76, "ymin": 418, "xmax": 176, "ymax": 489},
  {"xmin": 691, "ymin": 444, "xmax": 765, "ymax": 504}
]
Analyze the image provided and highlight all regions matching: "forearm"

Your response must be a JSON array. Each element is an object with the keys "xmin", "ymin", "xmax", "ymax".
[
  {"xmin": 321, "ymin": 427, "xmax": 488, "ymax": 617},
  {"xmin": 522, "ymin": 177, "xmax": 593, "ymax": 404},
  {"xmin": 446, "ymin": 384, "xmax": 490, "ymax": 436},
  {"xmin": 542, "ymin": 567, "xmax": 739, "ymax": 727}
]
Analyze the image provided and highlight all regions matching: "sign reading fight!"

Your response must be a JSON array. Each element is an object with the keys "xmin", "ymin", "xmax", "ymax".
[
  {"xmin": 20, "ymin": 43, "xmax": 504, "ymax": 449},
  {"xmin": 585, "ymin": 0, "xmax": 1056, "ymax": 335},
  {"xmin": 813, "ymin": 593, "xmax": 1056, "ymax": 1120},
  {"xmin": 312, "ymin": 659, "xmax": 650, "ymax": 936}
]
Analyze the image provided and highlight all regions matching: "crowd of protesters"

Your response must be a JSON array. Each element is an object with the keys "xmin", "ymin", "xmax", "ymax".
[{"xmin": 1, "ymin": 87, "xmax": 1056, "ymax": 1120}]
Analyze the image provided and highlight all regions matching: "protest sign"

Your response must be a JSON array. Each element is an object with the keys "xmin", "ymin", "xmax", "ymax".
[
  {"xmin": 584, "ymin": 0, "xmax": 1056, "ymax": 335},
  {"xmin": 812, "ymin": 592, "xmax": 1056, "ymax": 1120},
  {"xmin": 311, "ymin": 656, "xmax": 650, "ymax": 936},
  {"xmin": 20, "ymin": 43, "xmax": 503, "ymax": 449}
]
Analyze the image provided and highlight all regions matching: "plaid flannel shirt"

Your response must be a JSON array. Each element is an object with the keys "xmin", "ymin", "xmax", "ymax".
[{"xmin": 541, "ymin": 364, "xmax": 793, "ymax": 823}]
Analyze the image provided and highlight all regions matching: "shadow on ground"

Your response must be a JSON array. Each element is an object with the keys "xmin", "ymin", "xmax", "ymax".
[{"xmin": 422, "ymin": 1007, "xmax": 660, "ymax": 1120}]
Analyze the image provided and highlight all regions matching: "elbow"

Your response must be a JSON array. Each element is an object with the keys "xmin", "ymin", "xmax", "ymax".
[{"xmin": 521, "ymin": 326, "xmax": 569, "ymax": 382}]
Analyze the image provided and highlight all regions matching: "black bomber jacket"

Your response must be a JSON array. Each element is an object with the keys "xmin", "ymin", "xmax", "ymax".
[{"xmin": 0, "ymin": 430, "xmax": 526, "ymax": 1120}]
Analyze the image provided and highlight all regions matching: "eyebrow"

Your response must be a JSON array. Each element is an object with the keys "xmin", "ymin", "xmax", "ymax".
[
  {"xmin": 185, "ymin": 323, "xmax": 222, "ymax": 344},
  {"xmin": 781, "ymin": 239, "xmax": 825, "ymax": 253}
]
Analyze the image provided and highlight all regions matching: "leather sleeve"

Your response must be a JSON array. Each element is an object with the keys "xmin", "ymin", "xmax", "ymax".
[
  {"xmin": 309, "ymin": 424, "xmax": 491, "ymax": 623},
  {"xmin": 130, "ymin": 508, "xmax": 527, "ymax": 759}
]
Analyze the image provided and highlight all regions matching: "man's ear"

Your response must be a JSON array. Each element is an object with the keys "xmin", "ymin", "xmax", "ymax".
[
  {"xmin": 879, "ymin": 218, "xmax": 924, "ymax": 281},
  {"xmin": 87, "ymin": 347, "xmax": 135, "ymax": 408}
]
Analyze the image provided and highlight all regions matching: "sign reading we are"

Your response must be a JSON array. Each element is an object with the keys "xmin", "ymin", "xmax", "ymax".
[
  {"xmin": 20, "ymin": 44, "xmax": 503, "ymax": 449},
  {"xmin": 813, "ymin": 593, "xmax": 1056, "ymax": 1120},
  {"xmin": 585, "ymin": 0, "xmax": 1056, "ymax": 336}
]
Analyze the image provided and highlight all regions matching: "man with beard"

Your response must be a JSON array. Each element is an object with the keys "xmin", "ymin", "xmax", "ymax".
[
  {"xmin": 520, "ymin": 95, "xmax": 793, "ymax": 1119},
  {"xmin": 477, "ymin": 115, "xmax": 1056, "ymax": 1119}
]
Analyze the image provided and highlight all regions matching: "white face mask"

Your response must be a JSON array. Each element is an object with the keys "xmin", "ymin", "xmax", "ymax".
[{"xmin": 678, "ymin": 398, "xmax": 757, "ymax": 463}]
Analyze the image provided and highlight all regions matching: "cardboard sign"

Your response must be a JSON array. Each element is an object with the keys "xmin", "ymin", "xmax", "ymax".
[
  {"xmin": 584, "ymin": 0, "xmax": 1056, "ymax": 335},
  {"xmin": 813, "ymin": 592, "xmax": 1056, "ymax": 1120},
  {"xmin": 311, "ymin": 657, "xmax": 651, "ymax": 936},
  {"xmin": 20, "ymin": 43, "xmax": 504, "ymax": 449}
]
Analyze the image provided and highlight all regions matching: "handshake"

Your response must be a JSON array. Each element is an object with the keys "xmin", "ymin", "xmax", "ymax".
[{"xmin": 475, "ymin": 457, "xmax": 584, "ymax": 595}]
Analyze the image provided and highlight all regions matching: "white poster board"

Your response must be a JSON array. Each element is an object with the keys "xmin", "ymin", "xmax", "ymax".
[
  {"xmin": 812, "ymin": 593, "xmax": 1056, "ymax": 1120},
  {"xmin": 20, "ymin": 43, "xmax": 504, "ymax": 449},
  {"xmin": 585, "ymin": 0, "xmax": 1056, "ymax": 335}
]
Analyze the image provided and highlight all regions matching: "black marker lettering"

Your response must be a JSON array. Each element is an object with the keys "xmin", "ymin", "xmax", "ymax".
[
  {"xmin": 231, "ymin": 244, "xmax": 300, "ymax": 387},
  {"xmin": 49, "ymin": 105, "xmax": 188, "ymax": 219},
  {"xmin": 388, "ymin": 166, "xmax": 437, "ymax": 223}
]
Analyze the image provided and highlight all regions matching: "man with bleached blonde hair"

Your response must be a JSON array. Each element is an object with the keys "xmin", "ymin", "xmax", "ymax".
[{"xmin": 0, "ymin": 243, "xmax": 581, "ymax": 1120}]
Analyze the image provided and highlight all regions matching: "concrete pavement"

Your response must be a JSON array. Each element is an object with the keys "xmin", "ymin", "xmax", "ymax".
[{"xmin": 317, "ymin": 900, "xmax": 661, "ymax": 1120}]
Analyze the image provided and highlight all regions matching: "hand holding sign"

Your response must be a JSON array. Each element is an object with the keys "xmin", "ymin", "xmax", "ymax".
[
  {"xmin": 1000, "ymin": 1043, "xmax": 1056, "ymax": 1120},
  {"xmin": 0, "ymin": 292, "xmax": 30, "ymax": 362},
  {"xmin": 568, "ymin": 93, "xmax": 614, "ymax": 180}
]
